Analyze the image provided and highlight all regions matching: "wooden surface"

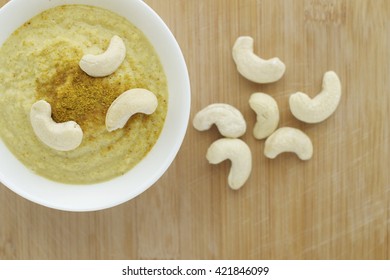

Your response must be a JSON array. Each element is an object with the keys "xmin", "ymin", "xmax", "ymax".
[{"xmin": 1, "ymin": 0, "xmax": 390, "ymax": 259}]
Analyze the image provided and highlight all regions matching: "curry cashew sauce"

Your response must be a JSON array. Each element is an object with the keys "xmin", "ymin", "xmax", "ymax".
[{"xmin": 0, "ymin": 5, "xmax": 168, "ymax": 184}]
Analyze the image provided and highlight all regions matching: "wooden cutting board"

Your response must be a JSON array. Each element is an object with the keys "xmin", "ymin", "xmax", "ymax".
[{"xmin": 0, "ymin": 0, "xmax": 389, "ymax": 259}]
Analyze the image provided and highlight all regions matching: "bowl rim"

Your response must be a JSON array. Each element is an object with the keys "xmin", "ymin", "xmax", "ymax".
[{"xmin": 0, "ymin": 0, "xmax": 191, "ymax": 211}]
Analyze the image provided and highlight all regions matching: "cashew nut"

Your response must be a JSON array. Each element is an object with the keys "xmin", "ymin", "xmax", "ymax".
[
  {"xmin": 30, "ymin": 100, "xmax": 83, "ymax": 151},
  {"xmin": 79, "ymin": 35, "xmax": 126, "ymax": 77},
  {"xmin": 232, "ymin": 36, "xmax": 286, "ymax": 83},
  {"xmin": 105, "ymin": 88, "xmax": 158, "ymax": 132},
  {"xmin": 289, "ymin": 71, "xmax": 341, "ymax": 123},
  {"xmin": 264, "ymin": 127, "xmax": 313, "ymax": 160},
  {"xmin": 206, "ymin": 138, "xmax": 252, "ymax": 190},
  {"xmin": 193, "ymin": 103, "xmax": 246, "ymax": 138},
  {"xmin": 249, "ymin": 93, "xmax": 279, "ymax": 140}
]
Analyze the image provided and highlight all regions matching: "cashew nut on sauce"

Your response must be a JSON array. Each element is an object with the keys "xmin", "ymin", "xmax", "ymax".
[
  {"xmin": 30, "ymin": 100, "xmax": 83, "ymax": 151},
  {"xmin": 105, "ymin": 88, "xmax": 158, "ymax": 132},
  {"xmin": 79, "ymin": 35, "xmax": 126, "ymax": 77}
]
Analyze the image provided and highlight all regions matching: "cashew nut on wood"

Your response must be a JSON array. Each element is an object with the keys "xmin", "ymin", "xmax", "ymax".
[
  {"xmin": 193, "ymin": 103, "xmax": 246, "ymax": 138},
  {"xmin": 232, "ymin": 36, "xmax": 286, "ymax": 84},
  {"xmin": 30, "ymin": 100, "xmax": 83, "ymax": 151},
  {"xmin": 105, "ymin": 88, "xmax": 158, "ymax": 132},
  {"xmin": 206, "ymin": 138, "xmax": 252, "ymax": 190},
  {"xmin": 249, "ymin": 93, "xmax": 279, "ymax": 140},
  {"xmin": 79, "ymin": 35, "xmax": 126, "ymax": 77},
  {"xmin": 289, "ymin": 71, "xmax": 341, "ymax": 123},
  {"xmin": 264, "ymin": 127, "xmax": 313, "ymax": 160}
]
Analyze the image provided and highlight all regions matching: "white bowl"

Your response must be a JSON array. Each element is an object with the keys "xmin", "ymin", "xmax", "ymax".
[{"xmin": 0, "ymin": 0, "xmax": 190, "ymax": 211}]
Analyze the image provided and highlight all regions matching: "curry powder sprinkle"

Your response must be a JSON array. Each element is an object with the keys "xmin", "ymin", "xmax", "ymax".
[{"xmin": 36, "ymin": 61, "xmax": 142, "ymax": 131}]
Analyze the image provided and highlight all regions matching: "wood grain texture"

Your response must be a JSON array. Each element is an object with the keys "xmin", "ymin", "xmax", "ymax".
[{"xmin": 0, "ymin": 0, "xmax": 389, "ymax": 259}]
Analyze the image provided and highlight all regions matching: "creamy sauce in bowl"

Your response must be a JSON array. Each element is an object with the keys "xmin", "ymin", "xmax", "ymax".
[{"xmin": 0, "ymin": 5, "xmax": 168, "ymax": 184}]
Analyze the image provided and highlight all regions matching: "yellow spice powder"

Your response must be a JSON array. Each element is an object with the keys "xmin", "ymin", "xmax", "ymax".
[{"xmin": 36, "ymin": 60, "xmax": 144, "ymax": 131}]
